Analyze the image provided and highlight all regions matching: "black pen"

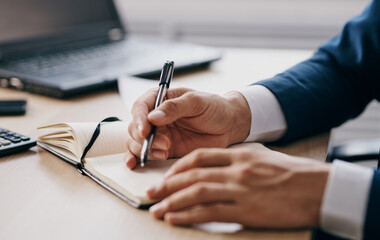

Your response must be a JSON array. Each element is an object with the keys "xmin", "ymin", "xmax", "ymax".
[{"xmin": 140, "ymin": 61, "xmax": 174, "ymax": 167}]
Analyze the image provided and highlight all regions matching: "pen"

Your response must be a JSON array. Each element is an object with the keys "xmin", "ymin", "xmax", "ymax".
[{"xmin": 140, "ymin": 61, "xmax": 174, "ymax": 167}]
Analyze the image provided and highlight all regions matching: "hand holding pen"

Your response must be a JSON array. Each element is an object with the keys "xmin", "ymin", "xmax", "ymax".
[{"xmin": 124, "ymin": 63, "xmax": 250, "ymax": 169}]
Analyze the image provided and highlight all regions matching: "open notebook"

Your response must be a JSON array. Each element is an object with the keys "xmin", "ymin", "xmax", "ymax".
[
  {"xmin": 38, "ymin": 120, "xmax": 176, "ymax": 209},
  {"xmin": 38, "ymin": 120, "xmax": 268, "ymax": 209}
]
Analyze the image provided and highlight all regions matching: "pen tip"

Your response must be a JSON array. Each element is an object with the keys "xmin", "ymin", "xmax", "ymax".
[{"xmin": 140, "ymin": 163, "xmax": 145, "ymax": 167}]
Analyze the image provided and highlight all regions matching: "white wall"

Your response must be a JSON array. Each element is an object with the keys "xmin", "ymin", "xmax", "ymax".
[{"xmin": 116, "ymin": 0, "xmax": 370, "ymax": 49}]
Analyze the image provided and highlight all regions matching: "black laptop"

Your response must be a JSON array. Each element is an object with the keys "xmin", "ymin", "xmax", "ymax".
[{"xmin": 0, "ymin": 0, "xmax": 221, "ymax": 98}]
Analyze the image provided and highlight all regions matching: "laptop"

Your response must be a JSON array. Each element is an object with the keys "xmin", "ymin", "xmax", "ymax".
[{"xmin": 0, "ymin": 0, "xmax": 222, "ymax": 98}]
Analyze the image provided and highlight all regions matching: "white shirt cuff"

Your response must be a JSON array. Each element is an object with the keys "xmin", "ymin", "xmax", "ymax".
[
  {"xmin": 320, "ymin": 160, "xmax": 374, "ymax": 240},
  {"xmin": 237, "ymin": 85, "xmax": 287, "ymax": 142}
]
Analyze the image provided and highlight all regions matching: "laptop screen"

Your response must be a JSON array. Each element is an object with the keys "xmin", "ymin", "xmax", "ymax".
[{"xmin": 0, "ymin": 0, "xmax": 124, "ymax": 58}]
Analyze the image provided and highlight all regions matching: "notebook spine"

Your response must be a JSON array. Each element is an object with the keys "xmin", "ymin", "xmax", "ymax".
[{"xmin": 76, "ymin": 162, "xmax": 86, "ymax": 175}]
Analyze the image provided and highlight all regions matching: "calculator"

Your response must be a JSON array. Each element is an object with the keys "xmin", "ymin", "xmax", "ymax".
[{"xmin": 0, "ymin": 128, "xmax": 36, "ymax": 157}]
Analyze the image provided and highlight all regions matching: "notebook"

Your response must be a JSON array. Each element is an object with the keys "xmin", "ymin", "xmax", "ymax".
[
  {"xmin": 38, "ymin": 120, "xmax": 176, "ymax": 209},
  {"xmin": 38, "ymin": 120, "xmax": 268, "ymax": 209}
]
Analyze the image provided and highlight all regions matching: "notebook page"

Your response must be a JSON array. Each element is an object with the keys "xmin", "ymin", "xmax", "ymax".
[
  {"xmin": 39, "ymin": 121, "xmax": 129, "ymax": 159},
  {"xmin": 64, "ymin": 122, "xmax": 100, "ymax": 152},
  {"xmin": 67, "ymin": 121, "xmax": 129, "ymax": 158},
  {"xmin": 38, "ymin": 142, "xmax": 80, "ymax": 164},
  {"xmin": 85, "ymin": 153, "xmax": 176, "ymax": 204},
  {"xmin": 39, "ymin": 124, "xmax": 87, "ymax": 159}
]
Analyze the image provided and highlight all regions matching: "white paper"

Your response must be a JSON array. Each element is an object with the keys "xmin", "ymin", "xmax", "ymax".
[{"xmin": 117, "ymin": 74, "xmax": 249, "ymax": 115}]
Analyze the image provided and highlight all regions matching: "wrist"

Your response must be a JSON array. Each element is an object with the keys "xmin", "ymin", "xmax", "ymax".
[
  {"xmin": 298, "ymin": 161, "xmax": 331, "ymax": 227},
  {"xmin": 223, "ymin": 91, "xmax": 251, "ymax": 145}
]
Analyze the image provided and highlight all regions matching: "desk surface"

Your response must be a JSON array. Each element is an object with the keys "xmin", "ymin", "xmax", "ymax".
[{"xmin": 0, "ymin": 48, "xmax": 329, "ymax": 240}]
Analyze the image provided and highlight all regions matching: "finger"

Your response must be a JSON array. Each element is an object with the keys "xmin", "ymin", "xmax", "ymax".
[
  {"xmin": 128, "ymin": 121, "xmax": 145, "ymax": 143},
  {"xmin": 163, "ymin": 204, "xmax": 238, "ymax": 225},
  {"xmin": 126, "ymin": 133, "xmax": 170, "ymax": 152},
  {"xmin": 131, "ymin": 88, "xmax": 193, "ymax": 136},
  {"xmin": 147, "ymin": 91, "xmax": 206, "ymax": 126},
  {"xmin": 151, "ymin": 133, "xmax": 171, "ymax": 151},
  {"xmin": 124, "ymin": 150, "xmax": 137, "ymax": 169},
  {"xmin": 131, "ymin": 88, "xmax": 157, "ymax": 137},
  {"xmin": 126, "ymin": 137, "xmax": 169, "ymax": 161},
  {"xmin": 127, "ymin": 123, "xmax": 171, "ymax": 150},
  {"xmin": 164, "ymin": 148, "xmax": 232, "ymax": 178},
  {"xmin": 147, "ymin": 168, "xmax": 228, "ymax": 199},
  {"xmin": 149, "ymin": 182, "xmax": 239, "ymax": 219}
]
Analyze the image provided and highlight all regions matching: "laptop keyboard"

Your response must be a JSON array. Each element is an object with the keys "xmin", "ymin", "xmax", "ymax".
[{"xmin": 5, "ymin": 40, "xmax": 164, "ymax": 77}]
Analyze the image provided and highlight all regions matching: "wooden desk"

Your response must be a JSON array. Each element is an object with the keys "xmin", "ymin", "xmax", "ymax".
[{"xmin": 0, "ymin": 48, "xmax": 329, "ymax": 240}]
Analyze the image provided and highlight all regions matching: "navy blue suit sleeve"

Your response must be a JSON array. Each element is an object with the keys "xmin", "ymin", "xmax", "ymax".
[
  {"xmin": 364, "ymin": 170, "xmax": 380, "ymax": 240},
  {"xmin": 255, "ymin": 0, "xmax": 380, "ymax": 144}
]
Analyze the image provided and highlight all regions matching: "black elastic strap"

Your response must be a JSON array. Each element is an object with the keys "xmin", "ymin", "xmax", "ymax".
[{"xmin": 77, "ymin": 117, "xmax": 121, "ymax": 170}]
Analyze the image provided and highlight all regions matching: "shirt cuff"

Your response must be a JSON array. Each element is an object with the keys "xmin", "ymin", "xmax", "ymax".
[
  {"xmin": 320, "ymin": 160, "xmax": 374, "ymax": 240},
  {"xmin": 237, "ymin": 85, "xmax": 287, "ymax": 142}
]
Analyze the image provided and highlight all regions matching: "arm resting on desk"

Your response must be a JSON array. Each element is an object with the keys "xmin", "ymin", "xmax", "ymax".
[
  {"xmin": 254, "ymin": 0, "xmax": 380, "ymax": 145},
  {"xmin": 238, "ymin": 1, "xmax": 380, "ymax": 239}
]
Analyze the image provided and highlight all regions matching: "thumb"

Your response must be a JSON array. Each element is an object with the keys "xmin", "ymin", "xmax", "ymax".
[{"xmin": 148, "ymin": 92, "xmax": 205, "ymax": 126}]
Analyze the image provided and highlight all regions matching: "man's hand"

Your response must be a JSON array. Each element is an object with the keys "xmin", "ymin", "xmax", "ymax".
[
  {"xmin": 147, "ymin": 148, "xmax": 331, "ymax": 228},
  {"xmin": 125, "ymin": 88, "xmax": 251, "ymax": 169}
]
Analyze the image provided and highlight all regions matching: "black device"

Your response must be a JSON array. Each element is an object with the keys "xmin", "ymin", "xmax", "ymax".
[
  {"xmin": 0, "ymin": 0, "xmax": 222, "ymax": 98},
  {"xmin": 326, "ymin": 138, "xmax": 380, "ymax": 168},
  {"xmin": 0, "ymin": 128, "xmax": 36, "ymax": 157},
  {"xmin": 0, "ymin": 100, "xmax": 26, "ymax": 115}
]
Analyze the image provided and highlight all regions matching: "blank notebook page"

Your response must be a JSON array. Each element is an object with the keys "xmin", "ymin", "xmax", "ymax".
[
  {"xmin": 85, "ymin": 153, "xmax": 177, "ymax": 204},
  {"xmin": 69, "ymin": 121, "xmax": 129, "ymax": 158}
]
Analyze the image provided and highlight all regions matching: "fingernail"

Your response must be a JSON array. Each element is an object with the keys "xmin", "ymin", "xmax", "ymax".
[
  {"xmin": 155, "ymin": 139, "xmax": 168, "ymax": 150},
  {"xmin": 150, "ymin": 201, "xmax": 168, "ymax": 218},
  {"xmin": 126, "ymin": 160, "xmax": 135, "ymax": 170},
  {"xmin": 153, "ymin": 151, "xmax": 165, "ymax": 160},
  {"xmin": 164, "ymin": 170, "xmax": 173, "ymax": 178},
  {"xmin": 164, "ymin": 213, "xmax": 179, "ymax": 225},
  {"xmin": 124, "ymin": 155, "xmax": 131, "ymax": 168},
  {"xmin": 149, "ymin": 110, "xmax": 166, "ymax": 121},
  {"xmin": 146, "ymin": 184, "xmax": 159, "ymax": 197}
]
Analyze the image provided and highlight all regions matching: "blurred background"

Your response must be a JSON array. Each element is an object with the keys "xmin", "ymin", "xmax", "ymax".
[
  {"xmin": 118, "ymin": 0, "xmax": 368, "ymax": 49},
  {"xmin": 118, "ymin": 0, "xmax": 379, "ymax": 147}
]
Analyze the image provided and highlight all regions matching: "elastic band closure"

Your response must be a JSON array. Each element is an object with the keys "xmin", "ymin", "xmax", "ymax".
[{"xmin": 77, "ymin": 117, "xmax": 121, "ymax": 171}]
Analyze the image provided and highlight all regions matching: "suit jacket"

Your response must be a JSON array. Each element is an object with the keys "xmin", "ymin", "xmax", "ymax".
[{"xmin": 256, "ymin": 1, "xmax": 380, "ymax": 239}]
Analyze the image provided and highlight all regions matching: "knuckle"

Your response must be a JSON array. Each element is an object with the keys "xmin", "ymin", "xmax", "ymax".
[
  {"xmin": 185, "ymin": 91, "xmax": 199, "ymax": 101},
  {"xmin": 187, "ymin": 170, "xmax": 200, "ymax": 181},
  {"xmin": 131, "ymin": 101, "xmax": 138, "ymax": 111},
  {"xmin": 236, "ymin": 165, "xmax": 253, "ymax": 183},
  {"xmin": 193, "ymin": 183, "xmax": 207, "ymax": 198},
  {"xmin": 127, "ymin": 122, "xmax": 135, "ymax": 135},
  {"xmin": 126, "ymin": 137, "xmax": 132, "ymax": 148},
  {"xmin": 179, "ymin": 211, "xmax": 192, "ymax": 222},
  {"xmin": 141, "ymin": 88, "xmax": 157, "ymax": 101},
  {"xmin": 163, "ymin": 100, "xmax": 179, "ymax": 112},
  {"xmin": 159, "ymin": 182, "xmax": 169, "ymax": 193},
  {"xmin": 129, "ymin": 140, "xmax": 141, "ymax": 155},
  {"xmin": 181, "ymin": 171, "xmax": 200, "ymax": 187},
  {"xmin": 192, "ymin": 148, "xmax": 206, "ymax": 158},
  {"xmin": 239, "ymin": 148, "xmax": 254, "ymax": 158},
  {"xmin": 131, "ymin": 101, "xmax": 142, "ymax": 114},
  {"xmin": 191, "ymin": 151, "xmax": 204, "ymax": 165},
  {"xmin": 165, "ymin": 200, "xmax": 174, "ymax": 211}
]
